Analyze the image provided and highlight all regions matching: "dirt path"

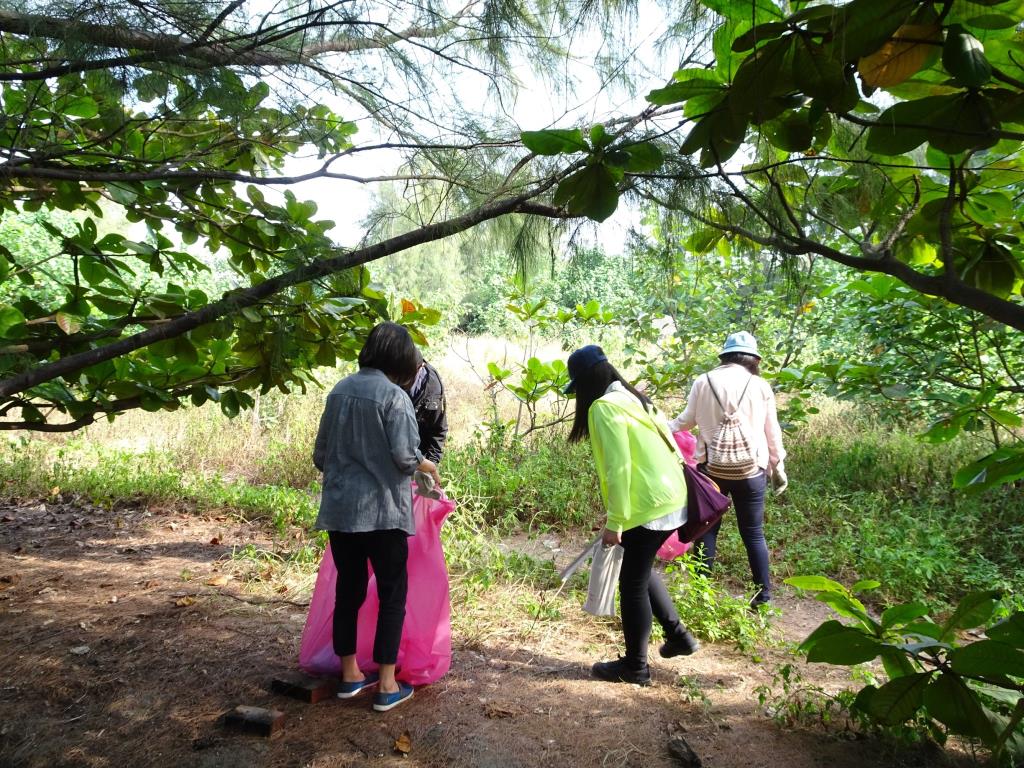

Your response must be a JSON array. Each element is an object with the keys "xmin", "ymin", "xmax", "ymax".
[{"xmin": 0, "ymin": 498, "xmax": 955, "ymax": 768}]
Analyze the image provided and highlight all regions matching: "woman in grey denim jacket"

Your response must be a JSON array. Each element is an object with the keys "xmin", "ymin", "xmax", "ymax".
[{"xmin": 313, "ymin": 321, "xmax": 440, "ymax": 712}]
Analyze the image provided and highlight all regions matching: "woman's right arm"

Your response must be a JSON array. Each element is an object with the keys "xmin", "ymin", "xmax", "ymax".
[
  {"xmin": 668, "ymin": 377, "xmax": 701, "ymax": 432},
  {"xmin": 384, "ymin": 393, "xmax": 435, "ymax": 481}
]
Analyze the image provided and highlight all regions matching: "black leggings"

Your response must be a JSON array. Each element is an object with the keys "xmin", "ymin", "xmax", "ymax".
[
  {"xmin": 619, "ymin": 526, "xmax": 689, "ymax": 669},
  {"xmin": 328, "ymin": 529, "xmax": 409, "ymax": 665}
]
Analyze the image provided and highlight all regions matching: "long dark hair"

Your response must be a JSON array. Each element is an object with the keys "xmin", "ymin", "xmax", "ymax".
[
  {"xmin": 568, "ymin": 360, "xmax": 650, "ymax": 443},
  {"xmin": 719, "ymin": 352, "xmax": 761, "ymax": 376}
]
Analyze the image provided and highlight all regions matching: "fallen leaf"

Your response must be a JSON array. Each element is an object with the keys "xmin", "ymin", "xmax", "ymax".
[
  {"xmin": 50, "ymin": 486, "xmax": 60, "ymax": 496},
  {"xmin": 393, "ymin": 730, "xmax": 412, "ymax": 755},
  {"xmin": 174, "ymin": 596, "xmax": 197, "ymax": 607},
  {"xmin": 142, "ymin": 580, "xmax": 159, "ymax": 589},
  {"xmin": 205, "ymin": 574, "xmax": 230, "ymax": 587}
]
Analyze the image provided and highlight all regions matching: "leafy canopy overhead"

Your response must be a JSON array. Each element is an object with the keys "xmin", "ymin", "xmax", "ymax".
[
  {"xmin": 532, "ymin": 0, "xmax": 1024, "ymax": 335},
  {"xmin": 0, "ymin": 0, "xmax": 685, "ymax": 431}
]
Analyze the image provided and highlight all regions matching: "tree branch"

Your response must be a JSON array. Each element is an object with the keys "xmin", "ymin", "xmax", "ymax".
[{"xmin": 0, "ymin": 177, "xmax": 573, "ymax": 401}]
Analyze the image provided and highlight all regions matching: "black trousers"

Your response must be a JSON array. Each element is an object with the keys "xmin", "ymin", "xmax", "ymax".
[
  {"xmin": 328, "ymin": 529, "xmax": 409, "ymax": 665},
  {"xmin": 696, "ymin": 470, "xmax": 772, "ymax": 603},
  {"xmin": 619, "ymin": 525, "xmax": 690, "ymax": 669}
]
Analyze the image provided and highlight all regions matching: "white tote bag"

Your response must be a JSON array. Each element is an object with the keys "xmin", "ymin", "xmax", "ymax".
[{"xmin": 583, "ymin": 543, "xmax": 623, "ymax": 616}]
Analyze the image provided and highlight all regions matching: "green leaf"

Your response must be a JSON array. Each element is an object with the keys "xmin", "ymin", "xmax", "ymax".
[
  {"xmin": 784, "ymin": 575, "xmax": 850, "ymax": 594},
  {"xmin": 950, "ymin": 640, "xmax": 1024, "ymax": 678},
  {"xmin": 806, "ymin": 626, "xmax": 883, "ymax": 665},
  {"xmin": 798, "ymin": 619, "xmax": 848, "ymax": 653},
  {"xmin": 987, "ymin": 613, "xmax": 1024, "ymax": 649},
  {"xmin": 867, "ymin": 96, "xmax": 950, "ymax": 155},
  {"xmin": 954, "ymin": 447, "xmax": 1024, "ymax": 492},
  {"xmin": 943, "ymin": 25, "xmax": 992, "ymax": 88},
  {"xmin": 732, "ymin": 22, "xmax": 789, "ymax": 52},
  {"xmin": 964, "ymin": 13, "xmax": 1019, "ymax": 30},
  {"xmin": 764, "ymin": 111, "xmax": 814, "ymax": 152},
  {"xmin": 617, "ymin": 142, "xmax": 664, "ymax": 172},
  {"xmin": 64, "ymin": 95, "xmax": 99, "ymax": 119},
  {"xmin": 79, "ymin": 255, "xmax": 110, "ymax": 286},
  {"xmin": 815, "ymin": 591, "xmax": 874, "ymax": 627},
  {"xmin": 882, "ymin": 602, "xmax": 931, "ymax": 630},
  {"xmin": 860, "ymin": 672, "xmax": 933, "ymax": 725},
  {"xmin": 942, "ymin": 590, "xmax": 1003, "ymax": 639},
  {"xmin": 521, "ymin": 129, "xmax": 589, "ymax": 155},
  {"xmin": 923, "ymin": 673, "xmax": 999, "ymax": 742},
  {"xmin": 832, "ymin": 0, "xmax": 918, "ymax": 61},
  {"xmin": 0, "ymin": 305, "xmax": 27, "ymax": 337},
  {"xmin": 647, "ymin": 71, "xmax": 726, "ymax": 106},
  {"xmin": 589, "ymin": 124, "xmax": 612, "ymax": 150},
  {"xmin": 852, "ymin": 579, "xmax": 881, "ymax": 593},
  {"xmin": 552, "ymin": 164, "xmax": 620, "ymax": 222}
]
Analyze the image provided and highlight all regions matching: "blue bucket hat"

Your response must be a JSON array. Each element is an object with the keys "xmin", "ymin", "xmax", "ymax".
[
  {"xmin": 719, "ymin": 331, "xmax": 760, "ymax": 359},
  {"xmin": 563, "ymin": 344, "xmax": 608, "ymax": 394}
]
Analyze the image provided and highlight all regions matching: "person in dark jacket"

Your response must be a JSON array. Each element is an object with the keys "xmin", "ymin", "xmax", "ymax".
[{"xmin": 407, "ymin": 348, "xmax": 448, "ymax": 464}]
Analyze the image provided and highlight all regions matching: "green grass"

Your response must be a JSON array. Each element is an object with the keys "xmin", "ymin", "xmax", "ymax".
[
  {"xmin": 703, "ymin": 417, "xmax": 1024, "ymax": 607},
  {"xmin": 3, "ymin": 397, "xmax": 1021, "ymax": 613}
]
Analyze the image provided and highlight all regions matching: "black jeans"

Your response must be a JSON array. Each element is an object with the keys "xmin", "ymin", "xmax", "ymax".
[
  {"xmin": 328, "ymin": 529, "xmax": 409, "ymax": 665},
  {"xmin": 695, "ymin": 470, "xmax": 771, "ymax": 603},
  {"xmin": 619, "ymin": 526, "xmax": 691, "ymax": 670}
]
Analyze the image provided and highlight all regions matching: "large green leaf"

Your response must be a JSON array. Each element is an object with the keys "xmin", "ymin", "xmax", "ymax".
[
  {"xmin": 859, "ymin": 672, "xmax": 933, "ymax": 725},
  {"xmin": 552, "ymin": 164, "xmax": 620, "ymax": 222},
  {"xmin": 648, "ymin": 71, "xmax": 726, "ymax": 105},
  {"xmin": 867, "ymin": 95, "xmax": 951, "ymax": 154},
  {"xmin": 882, "ymin": 602, "xmax": 931, "ymax": 630},
  {"xmin": 987, "ymin": 613, "xmax": 1024, "ymax": 649},
  {"xmin": 943, "ymin": 25, "xmax": 993, "ymax": 87},
  {"xmin": 785, "ymin": 575, "xmax": 849, "ymax": 594},
  {"xmin": 521, "ymin": 129, "xmax": 589, "ymax": 155},
  {"xmin": 923, "ymin": 673, "xmax": 999, "ymax": 743},
  {"xmin": 832, "ymin": 0, "xmax": 919, "ymax": 62},
  {"xmin": 950, "ymin": 640, "xmax": 1024, "ymax": 678},
  {"xmin": 806, "ymin": 626, "xmax": 883, "ymax": 664},
  {"xmin": 941, "ymin": 590, "xmax": 1003, "ymax": 638}
]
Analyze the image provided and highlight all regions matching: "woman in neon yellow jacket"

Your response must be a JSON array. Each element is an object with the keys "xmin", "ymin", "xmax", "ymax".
[{"xmin": 566, "ymin": 345, "xmax": 699, "ymax": 686}]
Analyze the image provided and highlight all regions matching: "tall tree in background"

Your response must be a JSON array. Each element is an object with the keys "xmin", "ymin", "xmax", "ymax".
[{"xmin": 0, "ymin": 0, "xmax": 680, "ymax": 430}]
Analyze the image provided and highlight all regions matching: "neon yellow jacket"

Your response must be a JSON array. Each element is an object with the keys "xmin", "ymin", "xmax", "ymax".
[{"xmin": 588, "ymin": 384, "xmax": 687, "ymax": 532}]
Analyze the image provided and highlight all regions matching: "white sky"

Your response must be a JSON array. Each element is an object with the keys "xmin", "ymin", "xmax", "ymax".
[{"xmin": 269, "ymin": 2, "xmax": 678, "ymax": 254}]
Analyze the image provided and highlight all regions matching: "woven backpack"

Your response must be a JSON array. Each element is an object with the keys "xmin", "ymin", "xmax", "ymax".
[{"xmin": 704, "ymin": 374, "xmax": 760, "ymax": 480}]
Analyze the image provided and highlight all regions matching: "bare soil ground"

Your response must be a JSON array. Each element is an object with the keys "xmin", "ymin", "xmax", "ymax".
[{"xmin": 0, "ymin": 497, "xmax": 960, "ymax": 768}]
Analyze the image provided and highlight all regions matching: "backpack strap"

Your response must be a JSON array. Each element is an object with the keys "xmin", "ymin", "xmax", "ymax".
[{"xmin": 707, "ymin": 371, "xmax": 753, "ymax": 416}]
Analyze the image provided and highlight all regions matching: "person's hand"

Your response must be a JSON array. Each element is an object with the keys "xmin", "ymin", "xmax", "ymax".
[
  {"xmin": 772, "ymin": 462, "xmax": 789, "ymax": 495},
  {"xmin": 418, "ymin": 459, "xmax": 441, "ymax": 489},
  {"xmin": 601, "ymin": 527, "xmax": 622, "ymax": 548}
]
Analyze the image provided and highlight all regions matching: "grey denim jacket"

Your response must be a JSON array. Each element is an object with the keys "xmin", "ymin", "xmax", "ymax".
[{"xmin": 313, "ymin": 368, "xmax": 423, "ymax": 535}]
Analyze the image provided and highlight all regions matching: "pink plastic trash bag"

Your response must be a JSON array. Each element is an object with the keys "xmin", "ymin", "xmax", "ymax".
[
  {"xmin": 298, "ymin": 490, "xmax": 456, "ymax": 685},
  {"xmin": 657, "ymin": 431, "xmax": 698, "ymax": 561}
]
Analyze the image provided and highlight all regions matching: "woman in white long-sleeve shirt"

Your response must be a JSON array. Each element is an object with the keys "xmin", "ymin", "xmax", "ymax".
[{"xmin": 669, "ymin": 332, "xmax": 787, "ymax": 608}]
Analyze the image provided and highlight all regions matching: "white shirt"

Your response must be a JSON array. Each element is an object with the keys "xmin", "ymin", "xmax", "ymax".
[{"xmin": 668, "ymin": 364, "xmax": 786, "ymax": 471}]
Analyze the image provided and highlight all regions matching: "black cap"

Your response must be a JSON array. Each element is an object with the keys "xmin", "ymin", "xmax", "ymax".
[{"xmin": 563, "ymin": 345, "xmax": 608, "ymax": 394}]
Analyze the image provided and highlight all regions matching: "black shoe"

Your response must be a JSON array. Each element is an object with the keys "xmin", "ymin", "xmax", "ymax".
[
  {"xmin": 591, "ymin": 657, "xmax": 651, "ymax": 686},
  {"xmin": 659, "ymin": 630, "xmax": 700, "ymax": 659}
]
